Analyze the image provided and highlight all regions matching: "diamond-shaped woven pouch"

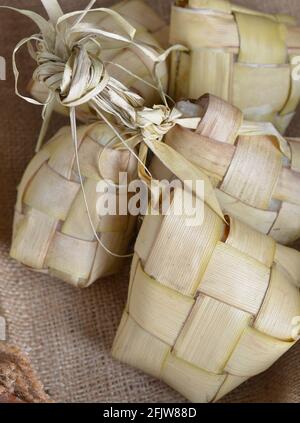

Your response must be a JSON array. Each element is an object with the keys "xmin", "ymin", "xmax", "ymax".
[
  {"xmin": 151, "ymin": 94, "xmax": 300, "ymax": 245},
  {"xmin": 169, "ymin": 0, "xmax": 300, "ymax": 133},
  {"xmin": 112, "ymin": 186, "xmax": 300, "ymax": 402},
  {"xmin": 10, "ymin": 123, "xmax": 137, "ymax": 287}
]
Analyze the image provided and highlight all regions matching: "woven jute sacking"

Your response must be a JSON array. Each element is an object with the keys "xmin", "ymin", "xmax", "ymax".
[
  {"xmin": 30, "ymin": 0, "xmax": 169, "ymax": 122},
  {"xmin": 151, "ymin": 94, "xmax": 300, "ymax": 245},
  {"xmin": 10, "ymin": 123, "xmax": 137, "ymax": 287},
  {"xmin": 112, "ymin": 186, "xmax": 300, "ymax": 402},
  {"xmin": 169, "ymin": 0, "xmax": 300, "ymax": 133}
]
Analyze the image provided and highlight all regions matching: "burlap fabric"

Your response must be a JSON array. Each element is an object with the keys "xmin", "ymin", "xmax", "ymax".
[{"xmin": 0, "ymin": 0, "xmax": 299, "ymax": 403}]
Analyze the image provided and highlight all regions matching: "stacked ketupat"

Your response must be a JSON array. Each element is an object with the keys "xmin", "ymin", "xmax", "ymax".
[
  {"xmin": 6, "ymin": 0, "xmax": 300, "ymax": 404},
  {"xmin": 113, "ymin": 2, "xmax": 300, "ymax": 403}
]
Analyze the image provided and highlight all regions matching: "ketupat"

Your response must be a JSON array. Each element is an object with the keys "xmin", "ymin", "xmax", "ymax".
[
  {"xmin": 7, "ymin": 0, "xmax": 170, "ymax": 287},
  {"xmin": 151, "ymin": 94, "xmax": 300, "ymax": 245},
  {"xmin": 11, "ymin": 124, "xmax": 137, "ymax": 287},
  {"xmin": 169, "ymin": 0, "xmax": 300, "ymax": 133},
  {"xmin": 112, "ymin": 185, "xmax": 300, "ymax": 402}
]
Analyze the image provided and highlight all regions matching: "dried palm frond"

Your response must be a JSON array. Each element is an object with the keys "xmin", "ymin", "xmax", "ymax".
[{"xmin": 0, "ymin": 342, "xmax": 51, "ymax": 403}]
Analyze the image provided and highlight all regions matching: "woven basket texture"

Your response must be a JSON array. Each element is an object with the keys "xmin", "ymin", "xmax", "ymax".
[
  {"xmin": 170, "ymin": 0, "xmax": 300, "ymax": 133},
  {"xmin": 10, "ymin": 124, "xmax": 137, "ymax": 287},
  {"xmin": 113, "ymin": 187, "xmax": 300, "ymax": 402},
  {"xmin": 151, "ymin": 94, "xmax": 300, "ymax": 245}
]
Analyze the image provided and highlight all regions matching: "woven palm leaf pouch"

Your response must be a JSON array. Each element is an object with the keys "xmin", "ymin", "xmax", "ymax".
[
  {"xmin": 11, "ymin": 124, "xmax": 137, "ymax": 287},
  {"xmin": 151, "ymin": 94, "xmax": 300, "ymax": 245},
  {"xmin": 6, "ymin": 1, "xmax": 170, "ymax": 287},
  {"xmin": 169, "ymin": 0, "xmax": 300, "ymax": 133},
  {"xmin": 112, "ymin": 183, "xmax": 300, "ymax": 402}
]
